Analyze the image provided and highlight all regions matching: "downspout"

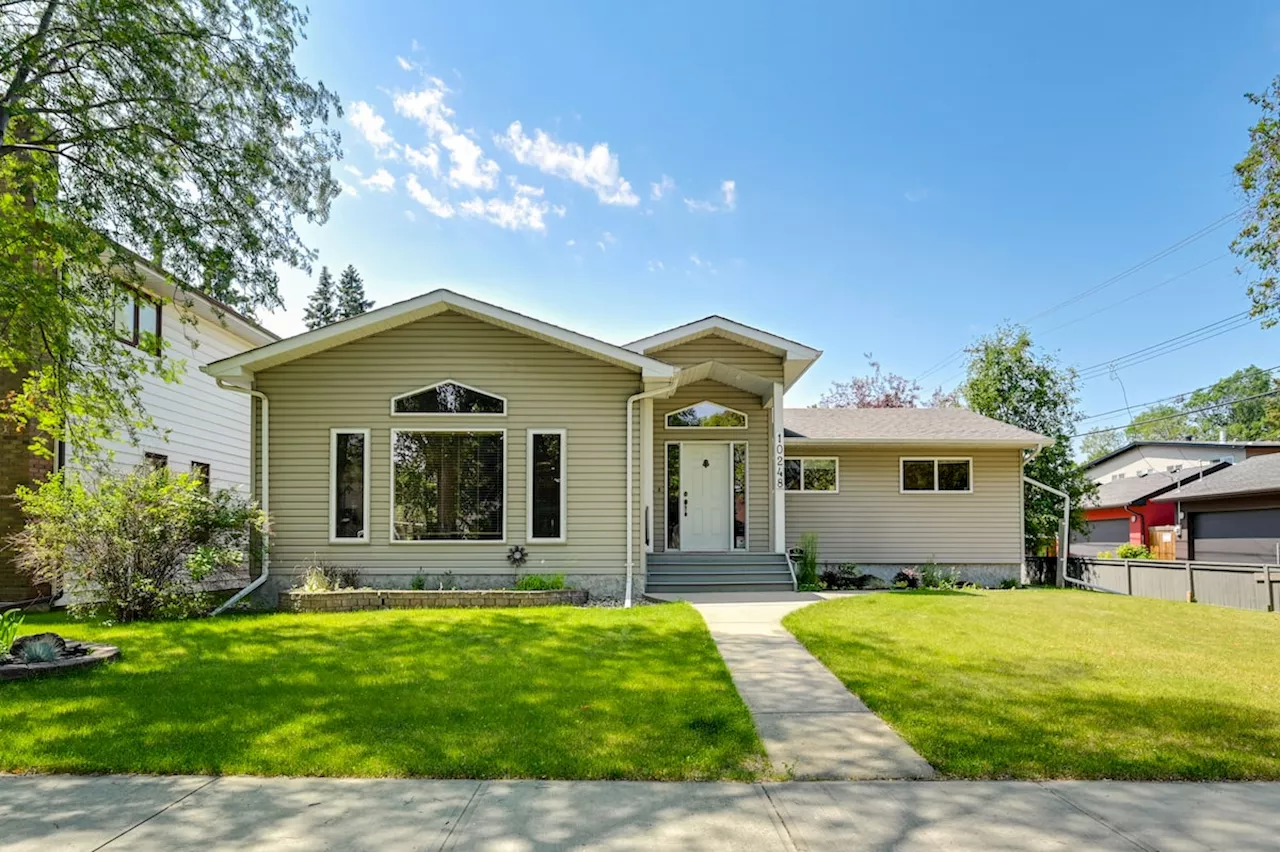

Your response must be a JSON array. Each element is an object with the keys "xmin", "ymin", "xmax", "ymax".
[
  {"xmin": 625, "ymin": 384, "xmax": 675, "ymax": 608},
  {"xmin": 212, "ymin": 379, "xmax": 269, "ymax": 615}
]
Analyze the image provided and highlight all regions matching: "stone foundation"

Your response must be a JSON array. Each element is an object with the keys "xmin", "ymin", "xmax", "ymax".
[
  {"xmin": 253, "ymin": 571, "xmax": 633, "ymax": 607},
  {"xmin": 820, "ymin": 563, "xmax": 1020, "ymax": 588},
  {"xmin": 279, "ymin": 588, "xmax": 588, "ymax": 613}
]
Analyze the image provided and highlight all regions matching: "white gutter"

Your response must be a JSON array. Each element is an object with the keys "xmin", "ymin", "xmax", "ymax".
[
  {"xmin": 212, "ymin": 379, "xmax": 269, "ymax": 615},
  {"xmin": 625, "ymin": 385, "xmax": 676, "ymax": 607},
  {"xmin": 1023, "ymin": 474, "xmax": 1069, "ymax": 588}
]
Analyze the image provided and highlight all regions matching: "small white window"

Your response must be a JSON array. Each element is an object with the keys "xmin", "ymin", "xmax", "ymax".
[
  {"xmin": 665, "ymin": 401, "xmax": 747, "ymax": 429},
  {"xmin": 392, "ymin": 380, "xmax": 506, "ymax": 415},
  {"xmin": 330, "ymin": 428, "xmax": 370, "ymax": 543},
  {"xmin": 900, "ymin": 458, "xmax": 972, "ymax": 493},
  {"xmin": 527, "ymin": 429, "xmax": 566, "ymax": 542},
  {"xmin": 784, "ymin": 458, "xmax": 838, "ymax": 492}
]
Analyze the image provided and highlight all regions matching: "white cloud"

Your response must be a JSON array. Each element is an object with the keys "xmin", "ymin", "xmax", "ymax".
[
  {"xmin": 344, "ymin": 164, "xmax": 363, "ymax": 178},
  {"xmin": 459, "ymin": 182, "xmax": 555, "ymax": 231},
  {"xmin": 690, "ymin": 253, "xmax": 706, "ymax": 267},
  {"xmin": 596, "ymin": 231, "xmax": 617, "ymax": 252},
  {"xmin": 339, "ymin": 181, "xmax": 359, "ymax": 198},
  {"xmin": 651, "ymin": 174, "xmax": 675, "ymax": 200},
  {"xmin": 683, "ymin": 198, "xmax": 717, "ymax": 213},
  {"xmin": 411, "ymin": 38, "xmax": 422, "ymax": 51},
  {"xmin": 684, "ymin": 179, "xmax": 737, "ymax": 213},
  {"xmin": 396, "ymin": 56, "xmax": 414, "ymax": 71},
  {"xmin": 361, "ymin": 168, "xmax": 396, "ymax": 192},
  {"xmin": 648, "ymin": 260, "xmax": 664, "ymax": 272},
  {"xmin": 404, "ymin": 210, "xmax": 417, "ymax": 222},
  {"xmin": 347, "ymin": 101, "xmax": 397, "ymax": 157},
  {"xmin": 394, "ymin": 78, "xmax": 501, "ymax": 190},
  {"xmin": 565, "ymin": 239, "xmax": 576, "ymax": 247},
  {"xmin": 405, "ymin": 173, "xmax": 455, "ymax": 218},
  {"xmin": 904, "ymin": 188, "xmax": 929, "ymax": 203},
  {"xmin": 496, "ymin": 121, "xmax": 639, "ymax": 206},
  {"xmin": 403, "ymin": 143, "xmax": 440, "ymax": 177},
  {"xmin": 721, "ymin": 179, "xmax": 736, "ymax": 211}
]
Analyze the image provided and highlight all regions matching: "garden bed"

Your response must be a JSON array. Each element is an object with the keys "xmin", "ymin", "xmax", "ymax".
[
  {"xmin": 1, "ymin": 637, "xmax": 120, "ymax": 681},
  {"xmin": 279, "ymin": 588, "xmax": 588, "ymax": 613}
]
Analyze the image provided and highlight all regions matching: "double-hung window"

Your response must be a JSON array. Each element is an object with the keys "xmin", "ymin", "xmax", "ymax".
[
  {"xmin": 392, "ymin": 430, "xmax": 505, "ymax": 541},
  {"xmin": 900, "ymin": 458, "xmax": 972, "ymax": 493},
  {"xmin": 116, "ymin": 288, "xmax": 162, "ymax": 355},
  {"xmin": 783, "ymin": 458, "xmax": 838, "ymax": 492},
  {"xmin": 527, "ymin": 429, "xmax": 566, "ymax": 542},
  {"xmin": 331, "ymin": 429, "xmax": 370, "ymax": 542}
]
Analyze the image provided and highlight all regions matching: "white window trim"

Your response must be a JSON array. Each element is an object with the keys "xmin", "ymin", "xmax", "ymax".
[
  {"xmin": 664, "ymin": 400, "xmax": 749, "ymax": 430},
  {"xmin": 783, "ymin": 456, "xmax": 840, "ymax": 494},
  {"xmin": 899, "ymin": 457, "xmax": 973, "ymax": 494},
  {"xmin": 389, "ymin": 428, "xmax": 508, "ymax": 544},
  {"xmin": 390, "ymin": 378, "xmax": 508, "ymax": 417},
  {"xmin": 527, "ymin": 428, "xmax": 567, "ymax": 544},
  {"xmin": 330, "ymin": 428, "xmax": 371, "ymax": 544}
]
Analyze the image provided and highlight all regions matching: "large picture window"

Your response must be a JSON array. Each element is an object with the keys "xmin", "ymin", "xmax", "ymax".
[
  {"xmin": 331, "ymin": 429, "xmax": 370, "ymax": 542},
  {"xmin": 392, "ymin": 430, "xmax": 505, "ymax": 541},
  {"xmin": 528, "ymin": 429, "xmax": 566, "ymax": 542},
  {"xmin": 784, "ymin": 458, "xmax": 838, "ymax": 492},
  {"xmin": 900, "ymin": 458, "xmax": 972, "ymax": 493},
  {"xmin": 665, "ymin": 401, "xmax": 747, "ymax": 429},
  {"xmin": 392, "ymin": 381, "xmax": 506, "ymax": 415}
]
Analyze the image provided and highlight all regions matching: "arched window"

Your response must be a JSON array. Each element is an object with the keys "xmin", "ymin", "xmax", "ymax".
[
  {"xmin": 391, "ymin": 380, "xmax": 506, "ymax": 415},
  {"xmin": 665, "ymin": 401, "xmax": 747, "ymax": 429}
]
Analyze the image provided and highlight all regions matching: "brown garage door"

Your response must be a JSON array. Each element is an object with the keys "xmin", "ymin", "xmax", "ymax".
[{"xmin": 1190, "ymin": 509, "xmax": 1280, "ymax": 564}]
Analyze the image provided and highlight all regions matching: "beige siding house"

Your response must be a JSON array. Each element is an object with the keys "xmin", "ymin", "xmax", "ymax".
[{"xmin": 203, "ymin": 290, "xmax": 1049, "ymax": 603}]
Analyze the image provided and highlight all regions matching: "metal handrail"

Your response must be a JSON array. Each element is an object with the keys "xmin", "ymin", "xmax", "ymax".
[{"xmin": 784, "ymin": 549, "xmax": 799, "ymax": 592}]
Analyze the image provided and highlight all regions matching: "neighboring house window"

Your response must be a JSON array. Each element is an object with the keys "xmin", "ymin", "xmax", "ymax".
[
  {"xmin": 115, "ymin": 288, "xmax": 162, "ymax": 355},
  {"xmin": 1166, "ymin": 464, "xmax": 1183, "ymax": 474},
  {"xmin": 392, "ymin": 430, "xmax": 505, "ymax": 541},
  {"xmin": 732, "ymin": 442, "xmax": 748, "ymax": 550},
  {"xmin": 784, "ymin": 458, "xmax": 838, "ymax": 493},
  {"xmin": 191, "ymin": 461, "xmax": 211, "ymax": 493},
  {"xmin": 901, "ymin": 458, "xmax": 972, "ymax": 493},
  {"xmin": 330, "ymin": 429, "xmax": 370, "ymax": 542},
  {"xmin": 144, "ymin": 452, "xmax": 168, "ymax": 470},
  {"xmin": 665, "ymin": 401, "xmax": 747, "ymax": 429},
  {"xmin": 527, "ymin": 430, "xmax": 566, "ymax": 542},
  {"xmin": 666, "ymin": 444, "xmax": 680, "ymax": 549},
  {"xmin": 54, "ymin": 440, "xmax": 67, "ymax": 472},
  {"xmin": 1111, "ymin": 472, "xmax": 1125, "ymax": 481},
  {"xmin": 392, "ymin": 380, "xmax": 506, "ymax": 415}
]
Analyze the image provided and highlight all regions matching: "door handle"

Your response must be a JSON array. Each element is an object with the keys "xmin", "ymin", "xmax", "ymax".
[{"xmin": 683, "ymin": 493, "xmax": 688, "ymax": 517}]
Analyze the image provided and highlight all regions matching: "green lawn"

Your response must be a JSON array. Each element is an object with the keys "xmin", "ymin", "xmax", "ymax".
[
  {"xmin": 1, "ymin": 604, "xmax": 764, "ymax": 780},
  {"xmin": 784, "ymin": 588, "xmax": 1280, "ymax": 780}
]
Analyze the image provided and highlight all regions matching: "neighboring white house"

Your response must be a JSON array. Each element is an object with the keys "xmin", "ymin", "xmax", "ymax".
[{"xmin": 1083, "ymin": 440, "xmax": 1280, "ymax": 485}]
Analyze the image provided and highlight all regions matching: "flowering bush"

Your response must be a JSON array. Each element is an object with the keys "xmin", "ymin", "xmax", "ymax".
[{"xmin": 12, "ymin": 466, "xmax": 267, "ymax": 622}]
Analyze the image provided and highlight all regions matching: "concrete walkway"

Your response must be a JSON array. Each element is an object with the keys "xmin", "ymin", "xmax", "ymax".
[
  {"xmin": 677, "ymin": 591, "xmax": 934, "ymax": 780},
  {"xmin": 5, "ymin": 774, "xmax": 1280, "ymax": 851}
]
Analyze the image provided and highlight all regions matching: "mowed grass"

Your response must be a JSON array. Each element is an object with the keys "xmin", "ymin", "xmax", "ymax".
[
  {"xmin": 1, "ymin": 604, "xmax": 764, "ymax": 780},
  {"xmin": 784, "ymin": 588, "xmax": 1280, "ymax": 780}
]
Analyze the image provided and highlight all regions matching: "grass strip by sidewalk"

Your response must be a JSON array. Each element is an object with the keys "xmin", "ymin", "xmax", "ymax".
[
  {"xmin": 784, "ymin": 587, "xmax": 1280, "ymax": 780},
  {"xmin": 2, "ymin": 603, "xmax": 765, "ymax": 780}
]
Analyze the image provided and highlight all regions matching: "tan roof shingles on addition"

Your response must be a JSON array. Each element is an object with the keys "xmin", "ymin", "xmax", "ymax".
[{"xmin": 783, "ymin": 407, "xmax": 1050, "ymax": 447}]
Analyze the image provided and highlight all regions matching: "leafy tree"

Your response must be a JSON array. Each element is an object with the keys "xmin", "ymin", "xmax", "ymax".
[
  {"xmin": 1125, "ymin": 402, "xmax": 1192, "ymax": 441},
  {"xmin": 336, "ymin": 265, "xmax": 373, "ymax": 320},
  {"xmin": 1079, "ymin": 428, "xmax": 1123, "ymax": 463},
  {"xmin": 818, "ymin": 356, "xmax": 955, "ymax": 408},
  {"xmin": 959, "ymin": 325, "xmax": 1094, "ymax": 554},
  {"xmin": 1234, "ymin": 76, "xmax": 1280, "ymax": 325},
  {"xmin": 1185, "ymin": 365, "xmax": 1278, "ymax": 440},
  {"xmin": 302, "ymin": 267, "xmax": 338, "ymax": 330},
  {"xmin": 1, "ymin": 0, "xmax": 341, "ymax": 456}
]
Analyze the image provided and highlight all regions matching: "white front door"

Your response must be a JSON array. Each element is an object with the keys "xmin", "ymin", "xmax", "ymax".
[{"xmin": 679, "ymin": 442, "xmax": 730, "ymax": 551}]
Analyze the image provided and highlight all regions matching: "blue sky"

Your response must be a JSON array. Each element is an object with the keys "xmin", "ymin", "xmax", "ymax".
[{"xmin": 269, "ymin": 1, "xmax": 1280, "ymax": 431}]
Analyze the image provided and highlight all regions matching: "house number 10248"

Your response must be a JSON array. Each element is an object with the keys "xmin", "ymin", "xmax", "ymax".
[{"xmin": 775, "ymin": 433, "xmax": 785, "ymax": 489}]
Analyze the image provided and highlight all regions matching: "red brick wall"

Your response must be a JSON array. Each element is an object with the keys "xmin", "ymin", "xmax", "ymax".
[{"xmin": 0, "ymin": 371, "xmax": 53, "ymax": 602}]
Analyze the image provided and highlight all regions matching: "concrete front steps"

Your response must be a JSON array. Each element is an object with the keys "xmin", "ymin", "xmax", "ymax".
[{"xmin": 645, "ymin": 552, "xmax": 795, "ymax": 594}]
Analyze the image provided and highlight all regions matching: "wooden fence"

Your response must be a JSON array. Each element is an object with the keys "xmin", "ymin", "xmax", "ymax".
[{"xmin": 1065, "ymin": 557, "xmax": 1280, "ymax": 613}]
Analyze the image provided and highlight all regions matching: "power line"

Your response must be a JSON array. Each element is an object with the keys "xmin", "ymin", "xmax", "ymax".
[
  {"xmin": 913, "ymin": 208, "xmax": 1246, "ymax": 382},
  {"xmin": 1076, "ymin": 311, "xmax": 1256, "ymax": 380},
  {"xmin": 1078, "ymin": 365, "xmax": 1280, "ymax": 423},
  {"xmin": 1071, "ymin": 388, "xmax": 1280, "ymax": 439}
]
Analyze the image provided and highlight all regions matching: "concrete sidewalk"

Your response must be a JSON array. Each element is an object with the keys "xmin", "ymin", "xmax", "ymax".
[
  {"xmin": 685, "ymin": 593, "xmax": 934, "ymax": 780},
  {"xmin": 5, "ymin": 774, "xmax": 1280, "ymax": 851}
]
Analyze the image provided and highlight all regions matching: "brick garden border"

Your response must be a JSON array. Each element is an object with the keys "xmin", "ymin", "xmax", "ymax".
[
  {"xmin": 0, "ymin": 642, "xmax": 121, "ymax": 681},
  {"xmin": 279, "ymin": 589, "xmax": 589, "ymax": 613}
]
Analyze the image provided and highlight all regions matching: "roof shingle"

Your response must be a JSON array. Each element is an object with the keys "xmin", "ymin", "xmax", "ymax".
[
  {"xmin": 1152, "ymin": 453, "xmax": 1280, "ymax": 502},
  {"xmin": 783, "ymin": 407, "xmax": 1049, "ymax": 446}
]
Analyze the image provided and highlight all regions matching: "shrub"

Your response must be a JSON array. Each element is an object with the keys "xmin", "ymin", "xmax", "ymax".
[
  {"xmin": 0, "ymin": 609, "xmax": 23, "ymax": 653},
  {"xmin": 919, "ymin": 562, "xmax": 961, "ymax": 590},
  {"xmin": 1115, "ymin": 543, "xmax": 1152, "ymax": 560},
  {"xmin": 410, "ymin": 572, "xmax": 427, "ymax": 591},
  {"xmin": 795, "ymin": 533, "xmax": 819, "ymax": 587},
  {"xmin": 297, "ymin": 556, "xmax": 361, "ymax": 592},
  {"xmin": 819, "ymin": 563, "xmax": 862, "ymax": 590},
  {"xmin": 513, "ymin": 574, "xmax": 565, "ymax": 591},
  {"xmin": 18, "ymin": 636, "xmax": 59, "ymax": 664},
  {"xmin": 12, "ymin": 467, "xmax": 266, "ymax": 623},
  {"xmin": 999, "ymin": 578, "xmax": 1019, "ymax": 589},
  {"xmin": 1097, "ymin": 550, "xmax": 1114, "ymax": 559},
  {"xmin": 892, "ymin": 568, "xmax": 920, "ymax": 589}
]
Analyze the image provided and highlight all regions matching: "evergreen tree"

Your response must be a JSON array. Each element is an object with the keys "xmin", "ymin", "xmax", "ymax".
[
  {"xmin": 302, "ymin": 267, "xmax": 338, "ymax": 329},
  {"xmin": 336, "ymin": 265, "xmax": 374, "ymax": 319}
]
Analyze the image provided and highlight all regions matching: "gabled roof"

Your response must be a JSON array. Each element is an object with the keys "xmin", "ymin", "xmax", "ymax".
[
  {"xmin": 1085, "ymin": 463, "xmax": 1232, "ymax": 509},
  {"xmin": 202, "ymin": 289, "xmax": 676, "ymax": 380},
  {"xmin": 1081, "ymin": 439, "xmax": 1280, "ymax": 471},
  {"xmin": 624, "ymin": 316, "xmax": 821, "ymax": 390},
  {"xmin": 783, "ymin": 407, "xmax": 1051, "ymax": 448},
  {"xmin": 1153, "ymin": 453, "xmax": 1280, "ymax": 502}
]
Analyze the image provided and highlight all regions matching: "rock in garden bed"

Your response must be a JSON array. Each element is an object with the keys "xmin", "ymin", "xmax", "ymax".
[{"xmin": 1, "ymin": 632, "xmax": 120, "ymax": 682}]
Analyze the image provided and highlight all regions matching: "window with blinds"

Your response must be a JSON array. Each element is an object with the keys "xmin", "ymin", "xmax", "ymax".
[{"xmin": 392, "ymin": 430, "xmax": 505, "ymax": 540}]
